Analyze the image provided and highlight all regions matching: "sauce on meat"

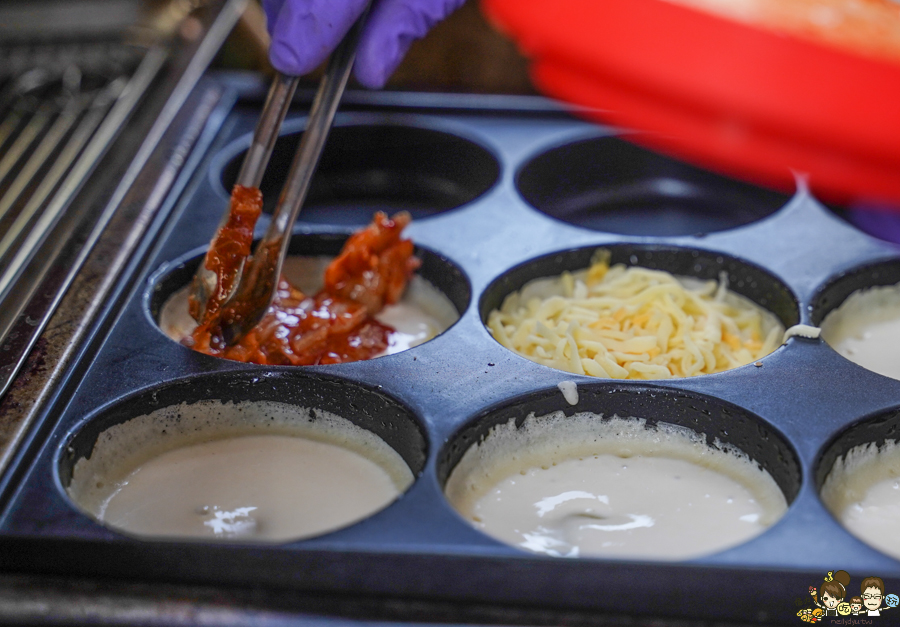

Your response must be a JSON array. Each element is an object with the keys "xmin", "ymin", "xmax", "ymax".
[
  {"xmin": 188, "ymin": 185, "xmax": 263, "ymax": 324},
  {"xmin": 186, "ymin": 185, "xmax": 420, "ymax": 365}
]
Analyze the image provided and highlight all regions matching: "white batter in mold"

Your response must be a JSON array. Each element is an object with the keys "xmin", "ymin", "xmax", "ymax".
[
  {"xmin": 821, "ymin": 283, "xmax": 900, "ymax": 380},
  {"xmin": 159, "ymin": 256, "xmax": 459, "ymax": 357},
  {"xmin": 444, "ymin": 413, "xmax": 787, "ymax": 560},
  {"xmin": 821, "ymin": 439, "xmax": 900, "ymax": 560},
  {"xmin": 67, "ymin": 400, "xmax": 413, "ymax": 542}
]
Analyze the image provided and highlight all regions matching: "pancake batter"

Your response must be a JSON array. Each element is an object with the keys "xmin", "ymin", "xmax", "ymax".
[
  {"xmin": 445, "ymin": 413, "xmax": 787, "ymax": 559},
  {"xmin": 68, "ymin": 400, "xmax": 413, "ymax": 542}
]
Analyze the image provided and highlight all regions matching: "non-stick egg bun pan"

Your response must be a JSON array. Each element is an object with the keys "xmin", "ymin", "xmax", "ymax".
[{"xmin": 1, "ymin": 82, "xmax": 898, "ymax": 624}]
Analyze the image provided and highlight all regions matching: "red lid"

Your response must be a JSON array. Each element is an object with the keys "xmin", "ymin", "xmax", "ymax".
[{"xmin": 482, "ymin": 0, "xmax": 900, "ymax": 206}]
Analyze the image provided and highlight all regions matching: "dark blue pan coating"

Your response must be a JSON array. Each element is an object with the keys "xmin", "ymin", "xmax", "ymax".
[{"xmin": 2, "ymin": 78, "xmax": 899, "ymax": 624}]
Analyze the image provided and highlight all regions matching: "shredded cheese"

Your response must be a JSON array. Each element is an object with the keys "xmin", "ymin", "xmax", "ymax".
[
  {"xmin": 487, "ymin": 252, "xmax": 784, "ymax": 379},
  {"xmin": 782, "ymin": 323, "xmax": 821, "ymax": 342}
]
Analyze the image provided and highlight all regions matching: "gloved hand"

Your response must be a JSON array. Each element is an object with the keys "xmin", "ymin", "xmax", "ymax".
[{"xmin": 264, "ymin": 0, "xmax": 466, "ymax": 88}]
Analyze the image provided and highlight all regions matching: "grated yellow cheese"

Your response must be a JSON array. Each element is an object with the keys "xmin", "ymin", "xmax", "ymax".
[{"xmin": 487, "ymin": 252, "xmax": 784, "ymax": 379}]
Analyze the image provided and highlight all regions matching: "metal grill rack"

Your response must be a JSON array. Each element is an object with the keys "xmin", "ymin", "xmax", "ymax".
[{"xmin": 0, "ymin": 39, "xmax": 166, "ymax": 397}]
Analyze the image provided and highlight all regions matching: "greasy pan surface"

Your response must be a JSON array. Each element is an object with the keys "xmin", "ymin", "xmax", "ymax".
[{"xmin": 1, "ymin": 82, "xmax": 899, "ymax": 624}]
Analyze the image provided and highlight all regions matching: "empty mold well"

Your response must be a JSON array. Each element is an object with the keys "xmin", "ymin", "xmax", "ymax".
[
  {"xmin": 516, "ymin": 136, "xmax": 791, "ymax": 236},
  {"xmin": 220, "ymin": 123, "xmax": 501, "ymax": 225}
]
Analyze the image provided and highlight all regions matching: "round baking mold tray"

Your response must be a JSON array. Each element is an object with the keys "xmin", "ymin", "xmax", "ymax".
[{"xmin": 219, "ymin": 123, "xmax": 501, "ymax": 226}]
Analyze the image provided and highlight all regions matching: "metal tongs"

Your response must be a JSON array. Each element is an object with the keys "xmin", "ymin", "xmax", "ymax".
[
  {"xmin": 189, "ymin": 73, "xmax": 298, "ymax": 322},
  {"xmin": 190, "ymin": 6, "xmax": 369, "ymax": 344}
]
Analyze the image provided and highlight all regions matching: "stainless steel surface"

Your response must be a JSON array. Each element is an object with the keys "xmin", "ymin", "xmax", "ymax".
[
  {"xmin": 0, "ymin": 0, "xmax": 247, "ymax": 476},
  {"xmin": 221, "ymin": 8, "xmax": 369, "ymax": 343},
  {"xmin": 236, "ymin": 72, "xmax": 299, "ymax": 189},
  {"xmin": 0, "ymin": 42, "xmax": 163, "ymax": 399},
  {"xmin": 0, "ymin": 0, "xmax": 248, "ymax": 402},
  {"xmin": 0, "ymin": 57, "xmax": 166, "ymax": 395},
  {"xmin": 189, "ymin": 71, "xmax": 299, "ymax": 324},
  {"xmin": 0, "ymin": 76, "xmax": 129, "ymax": 257}
]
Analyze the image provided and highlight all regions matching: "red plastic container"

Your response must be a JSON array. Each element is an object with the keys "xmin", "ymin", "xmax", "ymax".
[{"xmin": 482, "ymin": 0, "xmax": 900, "ymax": 207}]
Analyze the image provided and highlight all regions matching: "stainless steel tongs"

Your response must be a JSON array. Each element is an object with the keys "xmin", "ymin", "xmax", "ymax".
[
  {"xmin": 189, "ymin": 71, "xmax": 298, "ymax": 321},
  {"xmin": 190, "ymin": 5, "xmax": 369, "ymax": 343}
]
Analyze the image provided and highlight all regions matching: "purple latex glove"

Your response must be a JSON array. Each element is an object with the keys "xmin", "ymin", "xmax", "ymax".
[{"xmin": 264, "ymin": 0, "xmax": 466, "ymax": 88}]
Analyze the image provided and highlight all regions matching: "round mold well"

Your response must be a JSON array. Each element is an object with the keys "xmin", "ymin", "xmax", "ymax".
[
  {"xmin": 219, "ymin": 123, "xmax": 501, "ymax": 226},
  {"xmin": 479, "ymin": 244, "xmax": 799, "ymax": 377},
  {"xmin": 516, "ymin": 136, "xmax": 792, "ymax": 236},
  {"xmin": 811, "ymin": 258, "xmax": 900, "ymax": 326},
  {"xmin": 58, "ymin": 371, "xmax": 427, "ymax": 542},
  {"xmin": 148, "ymin": 232, "xmax": 470, "ymax": 363},
  {"xmin": 812, "ymin": 258, "xmax": 900, "ymax": 380},
  {"xmin": 438, "ymin": 383, "xmax": 800, "ymax": 560},
  {"xmin": 817, "ymin": 408, "xmax": 900, "ymax": 561}
]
